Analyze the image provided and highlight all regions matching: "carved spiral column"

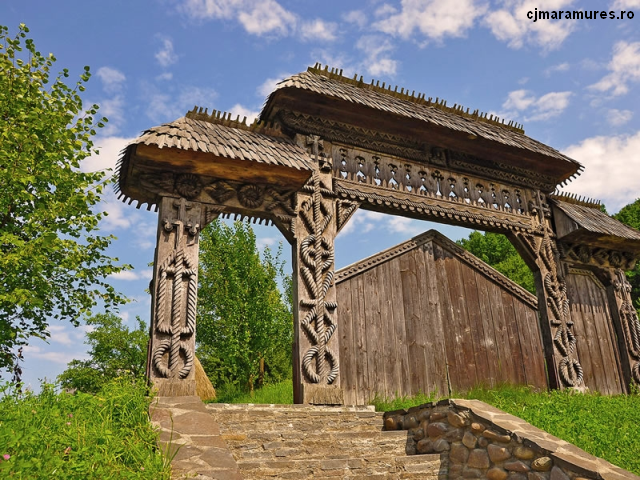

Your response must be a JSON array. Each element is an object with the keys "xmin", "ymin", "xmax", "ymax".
[
  {"xmin": 611, "ymin": 269, "xmax": 640, "ymax": 386},
  {"xmin": 147, "ymin": 196, "xmax": 213, "ymax": 396},
  {"xmin": 512, "ymin": 225, "xmax": 584, "ymax": 390},
  {"xmin": 292, "ymin": 169, "xmax": 342, "ymax": 404}
]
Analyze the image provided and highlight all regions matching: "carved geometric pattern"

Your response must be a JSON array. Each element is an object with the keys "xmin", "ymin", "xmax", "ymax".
[
  {"xmin": 336, "ymin": 199, "xmax": 359, "ymax": 233},
  {"xmin": 614, "ymin": 269, "xmax": 640, "ymax": 383},
  {"xmin": 561, "ymin": 242, "xmax": 638, "ymax": 271},
  {"xmin": 153, "ymin": 246, "xmax": 198, "ymax": 379},
  {"xmin": 299, "ymin": 171, "xmax": 339, "ymax": 384}
]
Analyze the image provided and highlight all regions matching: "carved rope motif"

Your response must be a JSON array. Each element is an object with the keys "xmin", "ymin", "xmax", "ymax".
[
  {"xmin": 299, "ymin": 171, "xmax": 339, "ymax": 384},
  {"xmin": 614, "ymin": 269, "xmax": 640, "ymax": 383},
  {"xmin": 152, "ymin": 199, "xmax": 199, "ymax": 380},
  {"xmin": 539, "ymin": 229, "xmax": 584, "ymax": 387}
]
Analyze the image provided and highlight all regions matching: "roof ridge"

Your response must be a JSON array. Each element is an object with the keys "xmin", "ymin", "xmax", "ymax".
[
  {"xmin": 307, "ymin": 63, "xmax": 525, "ymax": 135},
  {"xmin": 551, "ymin": 191, "xmax": 602, "ymax": 210},
  {"xmin": 185, "ymin": 106, "xmax": 285, "ymax": 137}
]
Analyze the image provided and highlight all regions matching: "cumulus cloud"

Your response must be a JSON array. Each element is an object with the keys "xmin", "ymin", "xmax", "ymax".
[
  {"xmin": 356, "ymin": 35, "xmax": 398, "ymax": 76},
  {"xmin": 23, "ymin": 345, "xmax": 89, "ymax": 365},
  {"xmin": 96, "ymin": 67, "xmax": 126, "ymax": 94},
  {"xmin": 501, "ymin": 89, "xmax": 572, "ymax": 121},
  {"xmin": 544, "ymin": 62, "xmax": 570, "ymax": 77},
  {"xmin": 606, "ymin": 109, "xmax": 633, "ymax": 127},
  {"xmin": 484, "ymin": 0, "xmax": 577, "ymax": 50},
  {"xmin": 300, "ymin": 19, "xmax": 338, "ymax": 42},
  {"xmin": 589, "ymin": 41, "xmax": 640, "ymax": 96},
  {"xmin": 337, "ymin": 210, "xmax": 425, "ymax": 238},
  {"xmin": 155, "ymin": 36, "xmax": 179, "ymax": 67},
  {"xmin": 179, "ymin": 0, "xmax": 296, "ymax": 36},
  {"xmin": 108, "ymin": 269, "xmax": 153, "ymax": 281},
  {"xmin": 612, "ymin": 0, "xmax": 640, "ymax": 8},
  {"xmin": 227, "ymin": 103, "xmax": 260, "ymax": 124},
  {"xmin": 562, "ymin": 131, "xmax": 640, "ymax": 212},
  {"xmin": 81, "ymin": 136, "xmax": 133, "ymax": 176},
  {"xmin": 257, "ymin": 74, "xmax": 292, "ymax": 97},
  {"xmin": 145, "ymin": 84, "xmax": 218, "ymax": 123},
  {"xmin": 342, "ymin": 10, "xmax": 368, "ymax": 28},
  {"xmin": 373, "ymin": 0, "xmax": 487, "ymax": 42}
]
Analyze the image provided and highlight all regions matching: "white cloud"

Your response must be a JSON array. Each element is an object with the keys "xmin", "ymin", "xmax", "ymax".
[
  {"xmin": 544, "ymin": 62, "xmax": 570, "ymax": 77},
  {"xmin": 501, "ymin": 89, "xmax": 572, "ymax": 121},
  {"xmin": 337, "ymin": 210, "xmax": 424, "ymax": 237},
  {"xmin": 256, "ymin": 237, "xmax": 278, "ymax": 250},
  {"xmin": 257, "ymin": 74, "xmax": 292, "ymax": 97},
  {"xmin": 300, "ymin": 19, "xmax": 337, "ymax": 42},
  {"xmin": 95, "ymin": 95, "xmax": 125, "ymax": 136},
  {"xmin": 563, "ymin": 131, "xmax": 640, "ymax": 212},
  {"xmin": 46, "ymin": 325, "xmax": 73, "ymax": 346},
  {"xmin": 589, "ymin": 41, "xmax": 640, "ymax": 96},
  {"xmin": 145, "ymin": 85, "xmax": 218, "ymax": 123},
  {"xmin": 373, "ymin": 0, "xmax": 486, "ymax": 42},
  {"xmin": 228, "ymin": 103, "xmax": 259, "ymax": 124},
  {"xmin": 484, "ymin": 0, "xmax": 577, "ymax": 51},
  {"xmin": 155, "ymin": 36, "xmax": 179, "ymax": 67},
  {"xmin": 101, "ymin": 190, "xmax": 134, "ymax": 230},
  {"xmin": 342, "ymin": 10, "xmax": 367, "ymax": 28},
  {"xmin": 180, "ymin": 0, "xmax": 296, "ymax": 36},
  {"xmin": 96, "ymin": 67, "xmax": 126, "ymax": 94},
  {"xmin": 612, "ymin": 0, "xmax": 640, "ymax": 7},
  {"xmin": 356, "ymin": 35, "xmax": 398, "ymax": 76},
  {"xmin": 606, "ymin": 109, "xmax": 633, "ymax": 127},
  {"xmin": 81, "ymin": 136, "xmax": 133, "ymax": 175},
  {"xmin": 23, "ymin": 345, "xmax": 89, "ymax": 365},
  {"xmin": 156, "ymin": 72, "xmax": 174, "ymax": 81}
]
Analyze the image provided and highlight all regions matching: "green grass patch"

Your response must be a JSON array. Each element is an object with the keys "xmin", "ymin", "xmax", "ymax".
[
  {"xmin": 371, "ymin": 384, "xmax": 640, "ymax": 476},
  {"xmin": 0, "ymin": 378, "xmax": 171, "ymax": 479},
  {"xmin": 207, "ymin": 380, "xmax": 294, "ymax": 404}
]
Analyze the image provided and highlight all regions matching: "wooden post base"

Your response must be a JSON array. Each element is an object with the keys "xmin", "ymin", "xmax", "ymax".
[{"xmin": 302, "ymin": 384, "xmax": 344, "ymax": 405}]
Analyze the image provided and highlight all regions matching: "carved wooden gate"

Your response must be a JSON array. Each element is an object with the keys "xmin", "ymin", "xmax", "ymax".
[
  {"xmin": 117, "ymin": 63, "xmax": 640, "ymax": 402},
  {"xmin": 335, "ymin": 230, "xmax": 546, "ymax": 404}
]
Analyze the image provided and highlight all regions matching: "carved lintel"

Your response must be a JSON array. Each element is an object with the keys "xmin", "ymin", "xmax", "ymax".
[
  {"xmin": 560, "ymin": 242, "xmax": 638, "ymax": 270},
  {"xmin": 336, "ymin": 199, "xmax": 360, "ymax": 234}
]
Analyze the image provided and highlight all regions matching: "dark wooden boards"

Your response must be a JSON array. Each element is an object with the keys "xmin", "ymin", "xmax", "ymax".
[{"xmin": 337, "ymin": 235, "xmax": 547, "ymax": 404}]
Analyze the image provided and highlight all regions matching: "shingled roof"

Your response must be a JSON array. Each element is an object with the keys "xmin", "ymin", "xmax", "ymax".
[
  {"xmin": 124, "ymin": 114, "xmax": 314, "ymax": 171},
  {"xmin": 261, "ymin": 65, "xmax": 582, "ymax": 184}
]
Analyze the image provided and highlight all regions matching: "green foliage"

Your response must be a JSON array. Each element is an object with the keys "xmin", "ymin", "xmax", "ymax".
[
  {"xmin": 370, "ymin": 391, "xmax": 439, "ymax": 412},
  {"xmin": 613, "ymin": 199, "xmax": 640, "ymax": 315},
  {"xmin": 457, "ymin": 231, "xmax": 535, "ymax": 294},
  {"xmin": 0, "ymin": 378, "xmax": 171, "ymax": 479},
  {"xmin": 0, "ymin": 24, "xmax": 130, "ymax": 373},
  {"xmin": 57, "ymin": 314, "xmax": 147, "ymax": 394},
  {"xmin": 197, "ymin": 219, "xmax": 293, "ymax": 392},
  {"xmin": 208, "ymin": 379, "xmax": 294, "ymax": 404}
]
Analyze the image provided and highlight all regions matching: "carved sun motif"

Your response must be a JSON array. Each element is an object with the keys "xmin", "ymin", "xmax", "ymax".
[
  {"xmin": 175, "ymin": 174, "xmax": 202, "ymax": 199},
  {"xmin": 237, "ymin": 184, "xmax": 265, "ymax": 208}
]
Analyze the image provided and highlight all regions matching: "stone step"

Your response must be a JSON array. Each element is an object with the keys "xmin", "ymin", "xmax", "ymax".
[
  {"xmin": 222, "ymin": 430, "xmax": 410, "ymax": 462},
  {"xmin": 236, "ymin": 453, "xmax": 446, "ymax": 480}
]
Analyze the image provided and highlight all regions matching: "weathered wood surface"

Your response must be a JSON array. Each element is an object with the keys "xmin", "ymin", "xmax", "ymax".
[
  {"xmin": 566, "ymin": 269, "xmax": 625, "ymax": 395},
  {"xmin": 336, "ymin": 231, "xmax": 546, "ymax": 404}
]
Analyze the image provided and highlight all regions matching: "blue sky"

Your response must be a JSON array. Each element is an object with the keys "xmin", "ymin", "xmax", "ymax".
[{"xmin": 4, "ymin": 0, "xmax": 640, "ymax": 389}]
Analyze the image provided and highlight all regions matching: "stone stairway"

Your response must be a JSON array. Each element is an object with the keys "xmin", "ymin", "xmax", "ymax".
[{"xmin": 205, "ymin": 403, "xmax": 446, "ymax": 479}]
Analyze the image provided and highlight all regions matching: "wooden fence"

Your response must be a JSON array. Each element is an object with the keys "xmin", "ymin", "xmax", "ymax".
[{"xmin": 335, "ymin": 230, "xmax": 547, "ymax": 405}]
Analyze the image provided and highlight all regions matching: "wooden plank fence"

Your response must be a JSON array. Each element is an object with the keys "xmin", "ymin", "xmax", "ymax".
[{"xmin": 335, "ymin": 230, "xmax": 547, "ymax": 404}]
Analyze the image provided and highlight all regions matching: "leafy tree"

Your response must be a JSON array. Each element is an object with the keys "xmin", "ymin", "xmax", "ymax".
[
  {"xmin": 58, "ymin": 314, "xmax": 147, "ymax": 394},
  {"xmin": 0, "ymin": 24, "xmax": 129, "ymax": 374},
  {"xmin": 613, "ymin": 199, "xmax": 640, "ymax": 314},
  {"xmin": 457, "ymin": 231, "xmax": 536, "ymax": 294},
  {"xmin": 197, "ymin": 220, "xmax": 293, "ymax": 392}
]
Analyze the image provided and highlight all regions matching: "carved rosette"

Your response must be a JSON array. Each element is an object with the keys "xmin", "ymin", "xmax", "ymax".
[
  {"xmin": 540, "ymin": 230, "xmax": 584, "ymax": 387},
  {"xmin": 614, "ymin": 269, "xmax": 640, "ymax": 383},
  {"xmin": 298, "ymin": 171, "xmax": 339, "ymax": 384}
]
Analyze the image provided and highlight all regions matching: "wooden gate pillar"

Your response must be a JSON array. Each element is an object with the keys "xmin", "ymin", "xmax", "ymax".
[
  {"xmin": 511, "ymin": 228, "xmax": 584, "ymax": 390},
  {"xmin": 292, "ymin": 169, "xmax": 343, "ymax": 404},
  {"xmin": 147, "ymin": 196, "xmax": 212, "ymax": 397},
  {"xmin": 608, "ymin": 268, "xmax": 640, "ymax": 387}
]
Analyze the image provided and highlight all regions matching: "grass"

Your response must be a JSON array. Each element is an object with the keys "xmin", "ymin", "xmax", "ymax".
[
  {"xmin": 0, "ymin": 377, "xmax": 171, "ymax": 479},
  {"xmin": 207, "ymin": 379, "xmax": 294, "ymax": 404},
  {"xmin": 372, "ymin": 384, "xmax": 640, "ymax": 476}
]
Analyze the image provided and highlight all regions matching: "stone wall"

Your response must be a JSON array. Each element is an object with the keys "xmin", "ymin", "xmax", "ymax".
[{"xmin": 383, "ymin": 398, "xmax": 639, "ymax": 480}]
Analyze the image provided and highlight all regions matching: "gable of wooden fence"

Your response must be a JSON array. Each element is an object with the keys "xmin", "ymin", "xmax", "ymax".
[{"xmin": 335, "ymin": 230, "xmax": 546, "ymax": 405}]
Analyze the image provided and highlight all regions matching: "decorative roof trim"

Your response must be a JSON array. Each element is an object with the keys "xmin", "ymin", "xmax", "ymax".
[
  {"xmin": 307, "ymin": 63, "xmax": 525, "ymax": 134},
  {"xmin": 185, "ymin": 106, "xmax": 285, "ymax": 138},
  {"xmin": 551, "ymin": 191, "xmax": 601, "ymax": 210},
  {"xmin": 335, "ymin": 229, "xmax": 538, "ymax": 309}
]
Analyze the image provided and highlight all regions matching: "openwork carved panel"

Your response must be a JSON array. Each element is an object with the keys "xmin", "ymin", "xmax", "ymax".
[
  {"xmin": 560, "ymin": 242, "xmax": 639, "ymax": 271},
  {"xmin": 330, "ymin": 144, "xmax": 542, "ymax": 233}
]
